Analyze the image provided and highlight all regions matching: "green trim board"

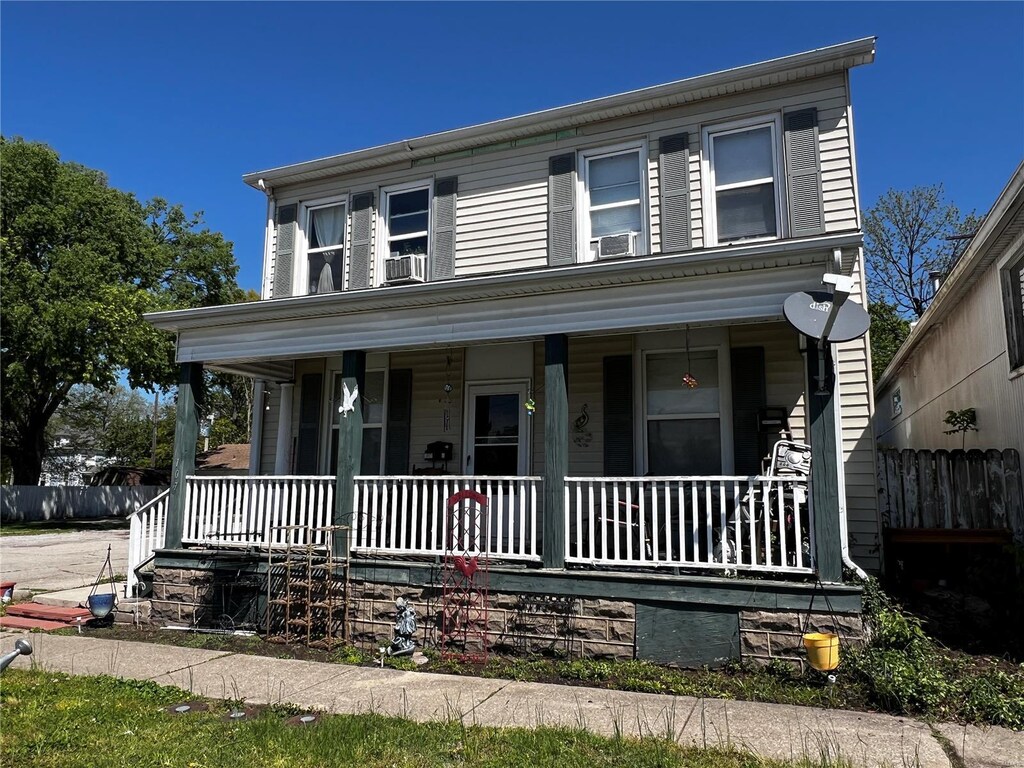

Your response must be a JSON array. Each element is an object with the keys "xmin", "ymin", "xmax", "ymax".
[
  {"xmin": 152, "ymin": 550, "xmax": 862, "ymax": 614},
  {"xmin": 635, "ymin": 604, "xmax": 738, "ymax": 667}
]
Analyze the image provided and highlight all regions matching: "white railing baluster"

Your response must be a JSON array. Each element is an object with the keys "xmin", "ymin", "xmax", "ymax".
[{"xmin": 559, "ymin": 476, "xmax": 812, "ymax": 575}]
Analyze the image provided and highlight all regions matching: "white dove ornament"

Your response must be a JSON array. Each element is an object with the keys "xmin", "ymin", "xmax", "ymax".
[{"xmin": 339, "ymin": 382, "xmax": 359, "ymax": 418}]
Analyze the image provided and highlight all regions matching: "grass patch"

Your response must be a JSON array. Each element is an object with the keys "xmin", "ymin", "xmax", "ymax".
[
  {"xmin": 0, "ymin": 669, "xmax": 854, "ymax": 768},
  {"xmin": 0, "ymin": 518, "xmax": 130, "ymax": 536}
]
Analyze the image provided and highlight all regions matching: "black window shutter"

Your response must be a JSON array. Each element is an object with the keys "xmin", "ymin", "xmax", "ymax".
[
  {"xmin": 272, "ymin": 204, "xmax": 297, "ymax": 298},
  {"xmin": 730, "ymin": 347, "xmax": 766, "ymax": 475},
  {"xmin": 603, "ymin": 355, "xmax": 634, "ymax": 475},
  {"xmin": 431, "ymin": 177, "xmax": 457, "ymax": 281},
  {"xmin": 384, "ymin": 369, "xmax": 413, "ymax": 474},
  {"xmin": 658, "ymin": 133, "xmax": 691, "ymax": 253},
  {"xmin": 349, "ymin": 192, "xmax": 374, "ymax": 289},
  {"xmin": 547, "ymin": 153, "xmax": 576, "ymax": 266},
  {"xmin": 295, "ymin": 373, "xmax": 323, "ymax": 474},
  {"xmin": 784, "ymin": 108, "xmax": 826, "ymax": 237}
]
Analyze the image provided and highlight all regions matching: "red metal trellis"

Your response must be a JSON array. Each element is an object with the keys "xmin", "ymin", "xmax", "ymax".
[{"xmin": 440, "ymin": 489, "xmax": 490, "ymax": 663}]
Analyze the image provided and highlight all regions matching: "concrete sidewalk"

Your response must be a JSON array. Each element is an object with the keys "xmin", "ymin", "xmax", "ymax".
[{"xmin": 3, "ymin": 632, "xmax": 1020, "ymax": 767}]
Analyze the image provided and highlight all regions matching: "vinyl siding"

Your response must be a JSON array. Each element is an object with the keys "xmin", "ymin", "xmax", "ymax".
[
  {"xmin": 390, "ymin": 348, "xmax": 466, "ymax": 473},
  {"xmin": 259, "ymin": 382, "xmax": 281, "ymax": 474},
  {"xmin": 263, "ymin": 74, "xmax": 856, "ymax": 291}
]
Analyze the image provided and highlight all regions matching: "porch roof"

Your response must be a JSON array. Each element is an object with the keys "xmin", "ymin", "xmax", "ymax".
[{"xmin": 147, "ymin": 233, "xmax": 862, "ymax": 376}]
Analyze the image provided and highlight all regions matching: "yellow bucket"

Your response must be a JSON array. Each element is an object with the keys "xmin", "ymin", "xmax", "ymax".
[{"xmin": 803, "ymin": 632, "xmax": 840, "ymax": 671}]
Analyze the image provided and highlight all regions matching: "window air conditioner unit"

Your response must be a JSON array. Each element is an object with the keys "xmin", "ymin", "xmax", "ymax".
[
  {"xmin": 595, "ymin": 232, "xmax": 637, "ymax": 259},
  {"xmin": 385, "ymin": 254, "xmax": 427, "ymax": 283}
]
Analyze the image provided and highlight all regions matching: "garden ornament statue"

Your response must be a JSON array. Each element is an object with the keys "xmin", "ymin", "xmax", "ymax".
[{"xmin": 382, "ymin": 597, "xmax": 417, "ymax": 658}]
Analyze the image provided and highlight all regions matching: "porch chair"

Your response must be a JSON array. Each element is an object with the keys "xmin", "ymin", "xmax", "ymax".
[{"xmin": 717, "ymin": 440, "xmax": 812, "ymax": 568}]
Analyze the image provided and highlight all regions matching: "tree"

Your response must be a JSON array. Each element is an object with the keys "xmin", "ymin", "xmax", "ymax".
[
  {"xmin": 868, "ymin": 300, "xmax": 912, "ymax": 383},
  {"xmin": 865, "ymin": 185, "xmax": 979, "ymax": 319},
  {"xmin": 1, "ymin": 137, "xmax": 239, "ymax": 484}
]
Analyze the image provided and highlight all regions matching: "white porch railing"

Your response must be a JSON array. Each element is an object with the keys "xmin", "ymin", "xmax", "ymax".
[
  {"xmin": 181, "ymin": 476, "xmax": 335, "ymax": 549},
  {"xmin": 564, "ymin": 476, "xmax": 814, "ymax": 574},
  {"xmin": 353, "ymin": 475, "xmax": 542, "ymax": 561},
  {"xmin": 126, "ymin": 489, "xmax": 169, "ymax": 597}
]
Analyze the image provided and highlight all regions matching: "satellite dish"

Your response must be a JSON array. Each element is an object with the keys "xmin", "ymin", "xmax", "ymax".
[{"xmin": 784, "ymin": 290, "xmax": 869, "ymax": 342}]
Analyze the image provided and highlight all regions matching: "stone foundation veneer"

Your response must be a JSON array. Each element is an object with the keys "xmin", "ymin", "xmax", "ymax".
[
  {"xmin": 739, "ymin": 610, "xmax": 866, "ymax": 671},
  {"xmin": 148, "ymin": 565, "xmax": 637, "ymax": 660},
  {"xmin": 348, "ymin": 581, "xmax": 636, "ymax": 660}
]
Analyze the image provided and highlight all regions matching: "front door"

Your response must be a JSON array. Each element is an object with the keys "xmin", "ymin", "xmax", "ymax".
[{"xmin": 464, "ymin": 382, "xmax": 529, "ymax": 476}]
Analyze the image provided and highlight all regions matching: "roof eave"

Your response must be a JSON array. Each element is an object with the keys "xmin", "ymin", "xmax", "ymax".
[
  {"xmin": 146, "ymin": 232, "xmax": 863, "ymax": 333},
  {"xmin": 243, "ymin": 37, "xmax": 876, "ymax": 191}
]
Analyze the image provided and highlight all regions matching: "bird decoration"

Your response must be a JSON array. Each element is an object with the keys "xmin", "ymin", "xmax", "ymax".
[
  {"xmin": 339, "ymin": 382, "xmax": 359, "ymax": 418},
  {"xmin": 573, "ymin": 404, "xmax": 590, "ymax": 432}
]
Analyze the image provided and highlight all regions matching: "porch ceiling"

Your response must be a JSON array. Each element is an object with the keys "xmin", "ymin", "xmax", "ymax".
[{"xmin": 149, "ymin": 233, "xmax": 862, "ymax": 366}]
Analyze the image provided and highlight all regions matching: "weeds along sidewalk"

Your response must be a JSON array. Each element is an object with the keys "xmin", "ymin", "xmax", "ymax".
[{"xmin": 7, "ymin": 631, "xmax": 1020, "ymax": 767}]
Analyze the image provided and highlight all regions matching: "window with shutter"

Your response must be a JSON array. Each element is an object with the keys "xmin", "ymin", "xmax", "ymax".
[
  {"xmin": 579, "ymin": 143, "xmax": 648, "ymax": 262},
  {"xmin": 380, "ymin": 181, "xmax": 432, "ymax": 285},
  {"xmin": 302, "ymin": 199, "xmax": 347, "ymax": 295},
  {"xmin": 702, "ymin": 115, "xmax": 785, "ymax": 247}
]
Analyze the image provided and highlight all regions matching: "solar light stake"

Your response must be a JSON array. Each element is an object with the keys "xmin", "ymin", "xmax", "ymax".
[{"xmin": 0, "ymin": 639, "xmax": 33, "ymax": 672}]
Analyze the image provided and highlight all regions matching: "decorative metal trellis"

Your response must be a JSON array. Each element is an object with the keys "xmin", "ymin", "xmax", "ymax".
[{"xmin": 440, "ymin": 489, "xmax": 490, "ymax": 663}]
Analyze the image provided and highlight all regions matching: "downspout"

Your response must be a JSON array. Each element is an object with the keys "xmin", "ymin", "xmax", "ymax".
[
  {"xmin": 259, "ymin": 178, "xmax": 274, "ymax": 300},
  {"xmin": 832, "ymin": 349, "xmax": 869, "ymax": 581},
  {"xmin": 829, "ymin": 245, "xmax": 869, "ymax": 581}
]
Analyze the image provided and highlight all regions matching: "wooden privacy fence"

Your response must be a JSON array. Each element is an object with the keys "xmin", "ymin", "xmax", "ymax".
[{"xmin": 878, "ymin": 448, "xmax": 1024, "ymax": 542}]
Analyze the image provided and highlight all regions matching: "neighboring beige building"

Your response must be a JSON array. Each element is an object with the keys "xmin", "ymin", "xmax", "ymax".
[{"xmin": 875, "ymin": 162, "xmax": 1024, "ymax": 455}]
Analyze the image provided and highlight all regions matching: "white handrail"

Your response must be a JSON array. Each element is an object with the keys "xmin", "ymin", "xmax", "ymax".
[
  {"xmin": 182, "ymin": 475, "xmax": 336, "ymax": 550},
  {"xmin": 353, "ymin": 475, "xmax": 543, "ymax": 561},
  {"xmin": 125, "ymin": 489, "xmax": 170, "ymax": 597},
  {"xmin": 564, "ymin": 476, "xmax": 814, "ymax": 574}
]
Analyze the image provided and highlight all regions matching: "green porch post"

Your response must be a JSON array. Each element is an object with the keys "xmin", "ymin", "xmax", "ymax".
[
  {"xmin": 543, "ymin": 334, "xmax": 569, "ymax": 569},
  {"xmin": 806, "ymin": 339, "xmax": 842, "ymax": 582},
  {"xmin": 334, "ymin": 350, "xmax": 365, "ymax": 560},
  {"xmin": 166, "ymin": 362, "xmax": 203, "ymax": 550}
]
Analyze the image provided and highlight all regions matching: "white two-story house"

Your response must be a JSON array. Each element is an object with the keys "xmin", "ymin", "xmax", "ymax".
[{"xmin": 140, "ymin": 38, "xmax": 879, "ymax": 666}]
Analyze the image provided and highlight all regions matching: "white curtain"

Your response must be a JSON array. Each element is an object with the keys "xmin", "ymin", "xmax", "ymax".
[
  {"xmin": 312, "ymin": 206, "xmax": 345, "ymax": 249},
  {"xmin": 312, "ymin": 206, "xmax": 345, "ymax": 293}
]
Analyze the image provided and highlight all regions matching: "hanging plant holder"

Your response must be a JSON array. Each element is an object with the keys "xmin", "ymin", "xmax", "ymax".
[
  {"xmin": 87, "ymin": 544, "xmax": 118, "ymax": 619},
  {"xmin": 681, "ymin": 325, "xmax": 699, "ymax": 389}
]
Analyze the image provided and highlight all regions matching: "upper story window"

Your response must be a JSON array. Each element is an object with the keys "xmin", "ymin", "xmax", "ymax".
[
  {"xmin": 305, "ymin": 202, "xmax": 346, "ymax": 294},
  {"xmin": 703, "ymin": 116, "xmax": 784, "ymax": 246},
  {"xmin": 580, "ymin": 145, "xmax": 647, "ymax": 261},
  {"xmin": 385, "ymin": 186, "xmax": 430, "ymax": 258},
  {"xmin": 380, "ymin": 183, "xmax": 432, "ymax": 284}
]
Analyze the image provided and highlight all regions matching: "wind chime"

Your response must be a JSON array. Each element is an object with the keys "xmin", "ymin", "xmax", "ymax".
[
  {"xmin": 682, "ymin": 325, "xmax": 699, "ymax": 389},
  {"xmin": 440, "ymin": 351, "xmax": 454, "ymax": 432}
]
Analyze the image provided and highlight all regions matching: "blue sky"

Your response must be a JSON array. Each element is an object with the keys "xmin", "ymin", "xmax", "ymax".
[{"xmin": 3, "ymin": 2, "xmax": 1022, "ymax": 292}]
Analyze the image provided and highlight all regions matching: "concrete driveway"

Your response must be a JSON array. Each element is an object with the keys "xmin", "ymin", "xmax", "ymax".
[{"xmin": 0, "ymin": 529, "xmax": 129, "ymax": 597}]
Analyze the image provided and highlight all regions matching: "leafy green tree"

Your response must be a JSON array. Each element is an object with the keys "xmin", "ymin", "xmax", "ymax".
[
  {"xmin": 865, "ymin": 185, "xmax": 979, "ymax": 318},
  {"xmin": 1, "ymin": 137, "xmax": 239, "ymax": 484},
  {"xmin": 869, "ymin": 300, "xmax": 912, "ymax": 383}
]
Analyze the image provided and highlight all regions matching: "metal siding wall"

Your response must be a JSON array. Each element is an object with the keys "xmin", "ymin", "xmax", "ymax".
[
  {"xmin": 390, "ymin": 348, "xmax": 466, "ymax": 474},
  {"xmin": 876, "ymin": 266, "xmax": 1024, "ymax": 457}
]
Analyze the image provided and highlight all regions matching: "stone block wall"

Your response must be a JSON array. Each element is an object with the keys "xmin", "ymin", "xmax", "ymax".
[
  {"xmin": 739, "ymin": 610, "xmax": 866, "ymax": 671},
  {"xmin": 150, "ymin": 566, "xmax": 213, "ymax": 626},
  {"xmin": 348, "ymin": 580, "xmax": 636, "ymax": 660}
]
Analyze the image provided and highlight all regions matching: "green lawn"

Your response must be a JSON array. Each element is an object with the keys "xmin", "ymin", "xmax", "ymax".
[
  {"xmin": 0, "ymin": 518, "xmax": 130, "ymax": 536},
  {"xmin": 0, "ymin": 669, "xmax": 850, "ymax": 768}
]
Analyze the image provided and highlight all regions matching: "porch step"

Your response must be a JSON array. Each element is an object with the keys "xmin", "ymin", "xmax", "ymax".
[
  {"xmin": 5, "ymin": 603, "xmax": 93, "ymax": 625},
  {"xmin": 0, "ymin": 615, "xmax": 71, "ymax": 632}
]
